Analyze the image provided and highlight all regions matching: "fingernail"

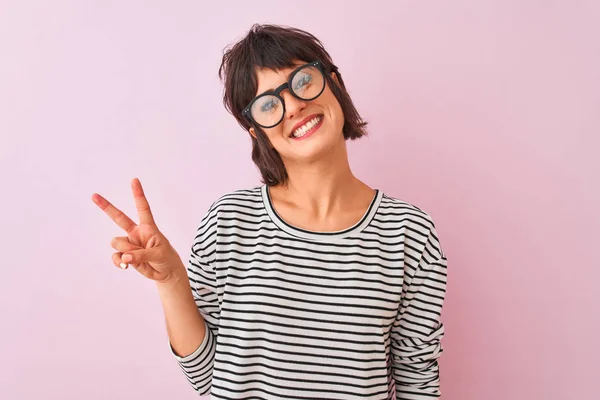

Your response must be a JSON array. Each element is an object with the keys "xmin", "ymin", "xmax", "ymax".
[
  {"xmin": 120, "ymin": 263, "xmax": 128, "ymax": 269},
  {"xmin": 122, "ymin": 254, "xmax": 132, "ymax": 263}
]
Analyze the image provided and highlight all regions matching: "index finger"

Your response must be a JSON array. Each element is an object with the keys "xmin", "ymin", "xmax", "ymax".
[
  {"xmin": 131, "ymin": 177, "xmax": 157, "ymax": 227},
  {"xmin": 91, "ymin": 193, "xmax": 137, "ymax": 233}
]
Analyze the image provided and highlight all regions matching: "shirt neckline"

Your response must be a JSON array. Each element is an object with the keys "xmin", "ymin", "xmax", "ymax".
[{"xmin": 261, "ymin": 184, "xmax": 383, "ymax": 241}]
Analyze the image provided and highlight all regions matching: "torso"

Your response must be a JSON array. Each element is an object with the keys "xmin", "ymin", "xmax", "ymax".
[{"xmin": 182, "ymin": 185, "xmax": 445, "ymax": 399}]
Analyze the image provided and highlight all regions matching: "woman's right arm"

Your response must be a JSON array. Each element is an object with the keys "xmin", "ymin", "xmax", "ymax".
[
  {"xmin": 92, "ymin": 178, "xmax": 219, "ymax": 396},
  {"xmin": 156, "ymin": 264, "xmax": 208, "ymax": 358},
  {"xmin": 163, "ymin": 204, "xmax": 221, "ymax": 396}
]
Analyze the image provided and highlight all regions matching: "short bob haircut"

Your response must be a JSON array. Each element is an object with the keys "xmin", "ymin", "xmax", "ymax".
[{"xmin": 218, "ymin": 24, "xmax": 368, "ymax": 187}]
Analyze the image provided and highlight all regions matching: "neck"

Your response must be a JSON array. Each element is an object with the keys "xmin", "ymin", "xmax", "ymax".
[{"xmin": 273, "ymin": 140, "xmax": 364, "ymax": 219}]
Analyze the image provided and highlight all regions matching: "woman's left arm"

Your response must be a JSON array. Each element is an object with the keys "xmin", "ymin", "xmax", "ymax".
[{"xmin": 391, "ymin": 224, "xmax": 448, "ymax": 399}]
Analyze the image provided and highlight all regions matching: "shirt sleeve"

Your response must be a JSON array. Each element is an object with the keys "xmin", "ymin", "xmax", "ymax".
[
  {"xmin": 391, "ymin": 222, "xmax": 448, "ymax": 399},
  {"xmin": 169, "ymin": 203, "xmax": 220, "ymax": 396}
]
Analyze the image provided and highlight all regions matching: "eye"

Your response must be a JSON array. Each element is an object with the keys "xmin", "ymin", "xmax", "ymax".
[
  {"xmin": 260, "ymin": 97, "xmax": 280, "ymax": 113},
  {"xmin": 293, "ymin": 73, "xmax": 312, "ymax": 90}
]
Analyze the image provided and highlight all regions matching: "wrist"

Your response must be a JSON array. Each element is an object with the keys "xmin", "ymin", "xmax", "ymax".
[{"xmin": 156, "ymin": 264, "xmax": 188, "ymax": 291}]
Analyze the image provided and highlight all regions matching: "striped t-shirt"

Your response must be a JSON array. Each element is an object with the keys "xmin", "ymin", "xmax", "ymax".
[{"xmin": 170, "ymin": 185, "xmax": 448, "ymax": 400}]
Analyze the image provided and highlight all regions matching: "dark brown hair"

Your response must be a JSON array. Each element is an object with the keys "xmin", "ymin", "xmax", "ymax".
[{"xmin": 218, "ymin": 24, "xmax": 368, "ymax": 186}]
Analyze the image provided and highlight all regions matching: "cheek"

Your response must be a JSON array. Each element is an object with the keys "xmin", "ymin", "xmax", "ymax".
[
  {"xmin": 324, "ymin": 93, "xmax": 344, "ymax": 127},
  {"xmin": 264, "ymin": 126, "xmax": 285, "ymax": 141}
]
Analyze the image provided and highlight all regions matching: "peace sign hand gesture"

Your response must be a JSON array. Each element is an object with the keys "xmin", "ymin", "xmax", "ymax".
[{"xmin": 92, "ymin": 178, "xmax": 184, "ymax": 284}]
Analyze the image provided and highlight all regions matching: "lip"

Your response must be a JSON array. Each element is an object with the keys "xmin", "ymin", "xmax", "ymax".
[{"xmin": 289, "ymin": 113, "xmax": 323, "ymax": 138}]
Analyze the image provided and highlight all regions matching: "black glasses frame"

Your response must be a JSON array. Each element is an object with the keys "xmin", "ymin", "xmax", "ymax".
[{"xmin": 242, "ymin": 60, "xmax": 327, "ymax": 129}]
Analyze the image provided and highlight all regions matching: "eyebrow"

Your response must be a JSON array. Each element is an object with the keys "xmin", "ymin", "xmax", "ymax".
[
  {"xmin": 255, "ymin": 65, "xmax": 303, "ymax": 97},
  {"xmin": 257, "ymin": 84, "xmax": 284, "ymax": 98}
]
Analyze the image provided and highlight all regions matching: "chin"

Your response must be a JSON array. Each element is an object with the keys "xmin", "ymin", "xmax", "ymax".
[{"xmin": 296, "ymin": 134, "xmax": 342, "ymax": 160}]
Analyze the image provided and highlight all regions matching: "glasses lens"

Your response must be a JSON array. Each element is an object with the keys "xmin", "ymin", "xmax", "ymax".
[
  {"xmin": 291, "ymin": 65, "xmax": 325, "ymax": 100},
  {"xmin": 250, "ymin": 94, "xmax": 283, "ymax": 127}
]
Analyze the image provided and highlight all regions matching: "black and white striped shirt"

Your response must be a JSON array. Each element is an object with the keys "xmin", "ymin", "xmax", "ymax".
[{"xmin": 170, "ymin": 185, "xmax": 448, "ymax": 399}]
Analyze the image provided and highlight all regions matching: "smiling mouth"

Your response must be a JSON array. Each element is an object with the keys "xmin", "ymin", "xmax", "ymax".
[{"xmin": 290, "ymin": 114, "xmax": 324, "ymax": 139}]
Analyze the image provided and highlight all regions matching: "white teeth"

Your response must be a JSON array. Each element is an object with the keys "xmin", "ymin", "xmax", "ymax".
[{"xmin": 292, "ymin": 115, "xmax": 322, "ymax": 138}]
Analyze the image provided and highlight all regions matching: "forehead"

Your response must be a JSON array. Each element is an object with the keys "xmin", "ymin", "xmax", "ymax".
[{"xmin": 254, "ymin": 60, "xmax": 307, "ymax": 95}]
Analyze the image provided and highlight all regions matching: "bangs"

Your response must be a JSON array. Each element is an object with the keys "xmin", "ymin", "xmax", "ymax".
[{"xmin": 248, "ymin": 31, "xmax": 319, "ymax": 71}]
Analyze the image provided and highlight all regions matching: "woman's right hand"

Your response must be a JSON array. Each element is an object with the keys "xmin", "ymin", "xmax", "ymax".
[{"xmin": 92, "ymin": 178, "xmax": 184, "ymax": 284}]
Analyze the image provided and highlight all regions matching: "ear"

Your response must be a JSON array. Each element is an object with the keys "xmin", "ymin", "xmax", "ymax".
[
  {"xmin": 249, "ymin": 126, "xmax": 275, "ymax": 150},
  {"xmin": 330, "ymin": 71, "xmax": 340, "ymax": 85}
]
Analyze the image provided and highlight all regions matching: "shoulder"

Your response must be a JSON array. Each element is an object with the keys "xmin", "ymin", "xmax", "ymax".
[
  {"xmin": 207, "ymin": 185, "xmax": 264, "ymax": 216},
  {"xmin": 210, "ymin": 185, "xmax": 263, "ymax": 209},
  {"xmin": 378, "ymin": 192, "xmax": 438, "ymax": 230},
  {"xmin": 191, "ymin": 185, "xmax": 264, "ymax": 248},
  {"xmin": 378, "ymin": 192, "xmax": 446, "ymax": 258},
  {"xmin": 197, "ymin": 185, "xmax": 266, "ymax": 228}
]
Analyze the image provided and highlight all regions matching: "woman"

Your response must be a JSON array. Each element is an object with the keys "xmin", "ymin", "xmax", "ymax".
[{"xmin": 92, "ymin": 24, "xmax": 448, "ymax": 400}]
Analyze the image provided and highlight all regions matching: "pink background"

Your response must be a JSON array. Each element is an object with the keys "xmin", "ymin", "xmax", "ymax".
[{"xmin": 1, "ymin": 1, "xmax": 598, "ymax": 399}]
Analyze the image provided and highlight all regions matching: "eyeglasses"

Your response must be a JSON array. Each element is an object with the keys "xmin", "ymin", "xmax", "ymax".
[{"xmin": 242, "ymin": 60, "xmax": 327, "ymax": 129}]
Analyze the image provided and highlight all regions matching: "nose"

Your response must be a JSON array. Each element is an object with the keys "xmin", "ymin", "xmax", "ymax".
[{"xmin": 282, "ymin": 89, "xmax": 307, "ymax": 120}]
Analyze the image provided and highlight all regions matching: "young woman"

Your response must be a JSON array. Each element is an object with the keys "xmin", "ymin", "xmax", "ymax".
[{"xmin": 92, "ymin": 24, "xmax": 448, "ymax": 400}]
